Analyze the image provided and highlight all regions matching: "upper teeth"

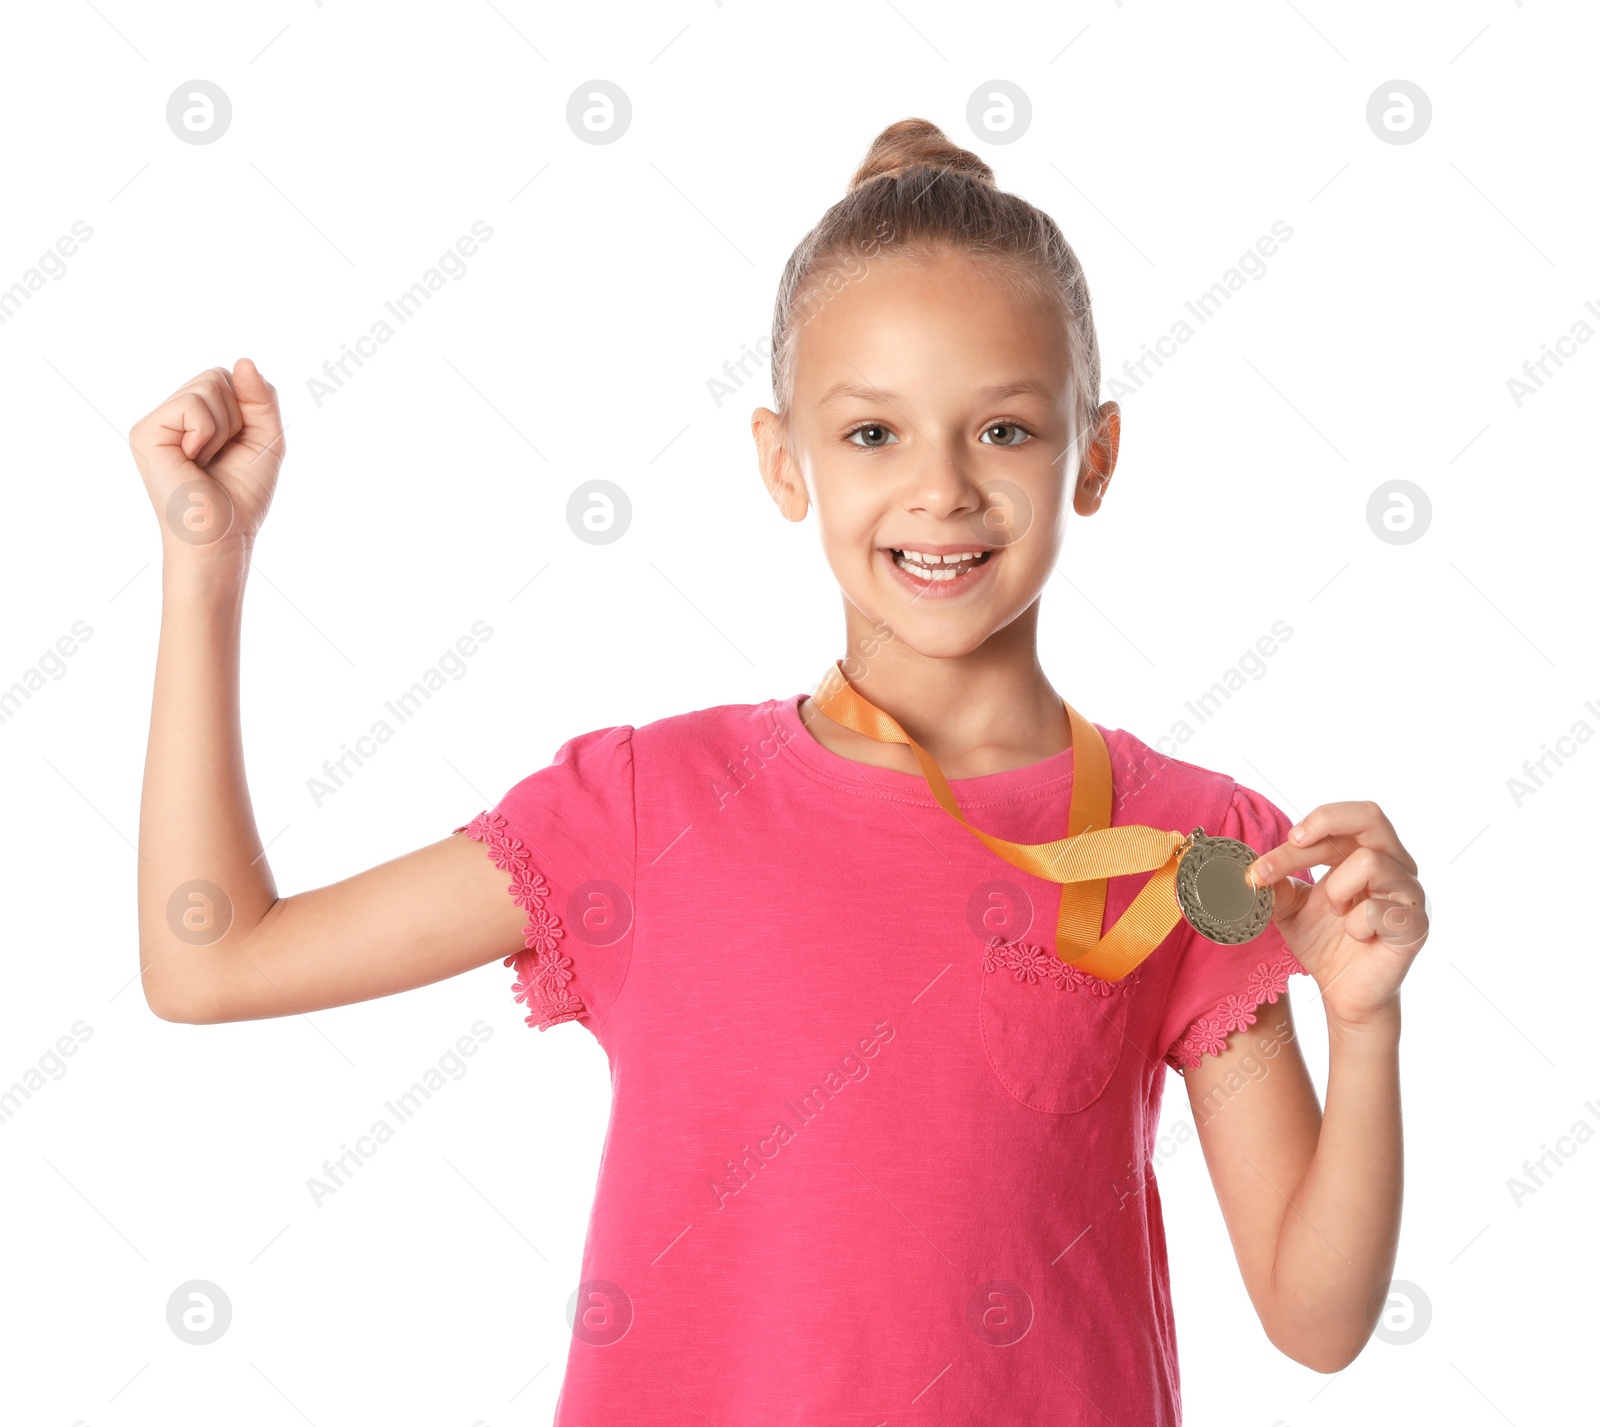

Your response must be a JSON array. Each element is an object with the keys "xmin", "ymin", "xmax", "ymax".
[{"xmin": 893, "ymin": 549, "xmax": 987, "ymax": 582}]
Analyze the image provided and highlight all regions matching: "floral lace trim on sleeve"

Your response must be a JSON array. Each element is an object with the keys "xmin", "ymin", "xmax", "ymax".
[
  {"xmin": 454, "ymin": 811, "xmax": 583, "ymax": 1032},
  {"xmin": 1165, "ymin": 944, "xmax": 1307, "ymax": 1073}
]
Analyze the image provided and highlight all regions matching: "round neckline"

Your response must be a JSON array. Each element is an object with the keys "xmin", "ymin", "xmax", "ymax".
[{"xmin": 770, "ymin": 691, "xmax": 1078, "ymax": 807}]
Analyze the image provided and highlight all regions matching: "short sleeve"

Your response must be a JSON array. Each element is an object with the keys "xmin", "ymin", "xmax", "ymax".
[
  {"xmin": 452, "ymin": 724, "xmax": 636, "ymax": 1036},
  {"xmin": 1156, "ymin": 781, "xmax": 1311, "ymax": 1074}
]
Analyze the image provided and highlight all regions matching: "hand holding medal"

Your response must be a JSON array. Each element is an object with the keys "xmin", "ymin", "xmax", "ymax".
[{"xmin": 1245, "ymin": 803, "xmax": 1428, "ymax": 1029}]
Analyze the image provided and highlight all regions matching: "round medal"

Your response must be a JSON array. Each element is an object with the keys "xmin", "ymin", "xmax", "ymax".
[{"xmin": 1174, "ymin": 827, "xmax": 1274, "ymax": 945}]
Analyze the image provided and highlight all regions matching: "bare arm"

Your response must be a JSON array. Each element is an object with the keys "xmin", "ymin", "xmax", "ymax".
[
  {"xmin": 1181, "ymin": 995, "xmax": 1402, "ymax": 1374},
  {"xmin": 132, "ymin": 360, "xmax": 524, "ymax": 1024},
  {"xmin": 1188, "ymin": 798, "xmax": 1425, "ymax": 1372}
]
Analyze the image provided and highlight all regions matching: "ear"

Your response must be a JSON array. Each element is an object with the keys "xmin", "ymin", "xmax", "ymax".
[
  {"xmin": 752, "ymin": 406, "xmax": 809, "ymax": 522},
  {"xmin": 1072, "ymin": 401, "xmax": 1121, "ymax": 517}
]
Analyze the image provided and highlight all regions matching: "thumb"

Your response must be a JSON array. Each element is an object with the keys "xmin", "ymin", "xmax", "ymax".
[
  {"xmin": 1263, "ymin": 870, "xmax": 1315, "ymax": 925},
  {"xmin": 230, "ymin": 357, "xmax": 283, "ymax": 449}
]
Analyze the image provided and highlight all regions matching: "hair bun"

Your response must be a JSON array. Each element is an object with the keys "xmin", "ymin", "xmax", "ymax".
[{"xmin": 848, "ymin": 118, "xmax": 995, "ymax": 191}]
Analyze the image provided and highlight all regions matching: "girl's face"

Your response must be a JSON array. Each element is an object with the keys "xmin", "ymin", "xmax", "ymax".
[{"xmin": 753, "ymin": 247, "xmax": 1118, "ymax": 662}]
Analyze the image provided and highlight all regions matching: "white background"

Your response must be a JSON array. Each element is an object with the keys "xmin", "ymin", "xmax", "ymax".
[{"xmin": 0, "ymin": 1, "xmax": 1592, "ymax": 1422}]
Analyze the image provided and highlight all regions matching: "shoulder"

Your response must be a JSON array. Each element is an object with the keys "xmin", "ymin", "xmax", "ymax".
[
  {"xmin": 628, "ymin": 695, "xmax": 793, "ymax": 758},
  {"xmin": 622, "ymin": 696, "xmax": 804, "ymax": 816},
  {"xmin": 538, "ymin": 696, "xmax": 797, "ymax": 796},
  {"xmin": 1099, "ymin": 723, "xmax": 1296, "ymax": 849},
  {"xmin": 1098, "ymin": 723, "xmax": 1239, "ymax": 804}
]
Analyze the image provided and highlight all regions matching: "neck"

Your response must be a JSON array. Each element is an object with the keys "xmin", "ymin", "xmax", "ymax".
[{"xmin": 827, "ymin": 601, "xmax": 1071, "ymax": 774}]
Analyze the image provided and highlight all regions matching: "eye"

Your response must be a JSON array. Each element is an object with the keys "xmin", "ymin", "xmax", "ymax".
[
  {"xmin": 846, "ymin": 423, "xmax": 898, "ymax": 449},
  {"xmin": 979, "ymin": 422, "xmax": 1032, "ymax": 447}
]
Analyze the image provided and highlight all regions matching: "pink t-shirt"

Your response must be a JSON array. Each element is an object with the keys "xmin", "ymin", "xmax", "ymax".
[{"xmin": 453, "ymin": 692, "xmax": 1309, "ymax": 1425}]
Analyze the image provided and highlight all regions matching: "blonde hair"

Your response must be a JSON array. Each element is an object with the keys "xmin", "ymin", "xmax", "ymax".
[{"xmin": 769, "ymin": 117, "xmax": 1104, "ymax": 469}]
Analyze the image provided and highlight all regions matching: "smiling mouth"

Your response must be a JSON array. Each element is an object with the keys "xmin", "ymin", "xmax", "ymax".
[{"xmin": 887, "ymin": 547, "xmax": 995, "ymax": 583}]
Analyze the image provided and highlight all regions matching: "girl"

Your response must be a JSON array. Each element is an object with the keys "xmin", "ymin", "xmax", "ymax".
[{"xmin": 131, "ymin": 118, "xmax": 1428, "ymax": 1423}]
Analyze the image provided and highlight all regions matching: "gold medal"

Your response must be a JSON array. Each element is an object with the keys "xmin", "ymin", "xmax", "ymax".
[{"xmin": 1175, "ymin": 827, "xmax": 1274, "ymax": 945}]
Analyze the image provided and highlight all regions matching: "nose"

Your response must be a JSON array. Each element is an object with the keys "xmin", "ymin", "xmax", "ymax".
[{"xmin": 900, "ymin": 437, "xmax": 985, "ymax": 521}]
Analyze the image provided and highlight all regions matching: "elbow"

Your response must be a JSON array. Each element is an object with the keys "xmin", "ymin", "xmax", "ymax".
[
  {"xmin": 139, "ymin": 958, "xmax": 219, "ymax": 1025},
  {"xmin": 147, "ymin": 999, "xmax": 209, "ymax": 1025},
  {"xmin": 144, "ymin": 988, "xmax": 211, "ymax": 1024},
  {"xmin": 1268, "ymin": 1327, "xmax": 1369, "ymax": 1375},
  {"xmin": 1290, "ymin": 1345, "xmax": 1364, "ymax": 1375},
  {"xmin": 1261, "ymin": 1275, "xmax": 1383, "ymax": 1373}
]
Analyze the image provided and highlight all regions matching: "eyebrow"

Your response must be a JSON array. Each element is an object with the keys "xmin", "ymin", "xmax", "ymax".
[{"xmin": 817, "ymin": 379, "xmax": 1058, "ymax": 406}]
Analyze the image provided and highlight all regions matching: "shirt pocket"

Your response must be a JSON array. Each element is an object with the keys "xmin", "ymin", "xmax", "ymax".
[{"xmin": 978, "ymin": 940, "xmax": 1140, "ymax": 1114}]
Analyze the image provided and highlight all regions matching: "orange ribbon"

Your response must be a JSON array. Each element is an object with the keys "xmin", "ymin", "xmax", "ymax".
[{"xmin": 812, "ymin": 660, "xmax": 1197, "ymax": 982}]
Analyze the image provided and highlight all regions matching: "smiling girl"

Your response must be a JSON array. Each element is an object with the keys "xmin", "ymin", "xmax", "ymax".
[{"xmin": 131, "ymin": 118, "xmax": 1428, "ymax": 1424}]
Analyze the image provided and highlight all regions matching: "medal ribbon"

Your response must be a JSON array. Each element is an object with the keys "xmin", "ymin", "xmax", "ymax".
[{"xmin": 812, "ymin": 660, "xmax": 1195, "ymax": 982}]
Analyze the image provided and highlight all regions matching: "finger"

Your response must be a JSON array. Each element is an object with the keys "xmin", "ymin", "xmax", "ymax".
[
  {"xmin": 1314, "ymin": 846, "xmax": 1413, "ymax": 915},
  {"xmin": 230, "ymin": 357, "xmax": 285, "ymax": 456},
  {"xmin": 1294, "ymin": 801, "xmax": 1416, "ymax": 873},
  {"xmin": 1247, "ymin": 832, "xmax": 1325, "ymax": 887},
  {"xmin": 1249, "ymin": 800, "xmax": 1415, "ymax": 884},
  {"xmin": 162, "ymin": 378, "xmax": 232, "ymax": 467},
  {"xmin": 157, "ymin": 366, "xmax": 234, "ymax": 421},
  {"xmin": 159, "ymin": 366, "xmax": 219, "ymax": 406},
  {"xmin": 184, "ymin": 371, "xmax": 243, "ymax": 466},
  {"xmin": 138, "ymin": 390, "xmax": 217, "ymax": 471},
  {"xmin": 1343, "ymin": 879, "xmax": 1428, "ymax": 951},
  {"xmin": 206, "ymin": 365, "xmax": 244, "ymax": 434},
  {"xmin": 136, "ymin": 365, "xmax": 219, "ymax": 455}
]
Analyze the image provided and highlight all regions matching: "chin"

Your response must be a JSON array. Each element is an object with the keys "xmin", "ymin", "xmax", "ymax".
[
  {"xmin": 881, "ymin": 614, "xmax": 1006, "ymax": 661},
  {"xmin": 910, "ymin": 637, "xmax": 995, "ymax": 662}
]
